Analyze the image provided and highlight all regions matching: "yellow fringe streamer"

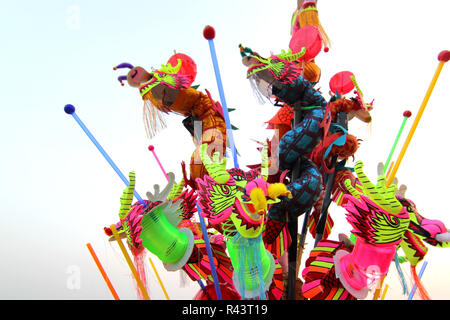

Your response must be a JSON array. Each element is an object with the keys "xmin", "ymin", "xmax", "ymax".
[
  {"xmin": 142, "ymin": 94, "xmax": 168, "ymax": 139},
  {"xmin": 299, "ymin": 7, "xmax": 331, "ymax": 49}
]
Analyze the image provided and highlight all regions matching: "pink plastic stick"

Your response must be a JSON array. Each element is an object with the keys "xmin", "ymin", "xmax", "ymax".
[{"xmin": 148, "ymin": 145, "xmax": 169, "ymax": 182}]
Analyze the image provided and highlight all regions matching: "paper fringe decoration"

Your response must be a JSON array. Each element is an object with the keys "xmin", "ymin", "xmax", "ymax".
[
  {"xmin": 143, "ymin": 99, "xmax": 168, "ymax": 139},
  {"xmin": 410, "ymin": 264, "xmax": 431, "ymax": 300},
  {"xmin": 394, "ymin": 252, "xmax": 409, "ymax": 295}
]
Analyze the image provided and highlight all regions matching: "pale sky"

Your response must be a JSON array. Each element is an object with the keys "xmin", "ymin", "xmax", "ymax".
[{"xmin": 1, "ymin": 0, "xmax": 449, "ymax": 300}]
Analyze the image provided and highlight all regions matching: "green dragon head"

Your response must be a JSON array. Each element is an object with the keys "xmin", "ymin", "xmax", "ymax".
[
  {"xmin": 240, "ymin": 45, "xmax": 306, "ymax": 84},
  {"xmin": 196, "ymin": 143, "xmax": 290, "ymax": 239},
  {"xmin": 138, "ymin": 59, "xmax": 193, "ymax": 97}
]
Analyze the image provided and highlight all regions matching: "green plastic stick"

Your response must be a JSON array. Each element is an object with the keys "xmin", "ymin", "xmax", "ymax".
[{"xmin": 383, "ymin": 111, "xmax": 411, "ymax": 174}]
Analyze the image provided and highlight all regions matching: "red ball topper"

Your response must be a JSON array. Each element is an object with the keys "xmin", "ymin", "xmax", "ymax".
[
  {"xmin": 203, "ymin": 25, "xmax": 216, "ymax": 40},
  {"xmin": 329, "ymin": 71, "xmax": 356, "ymax": 96},
  {"xmin": 166, "ymin": 53, "xmax": 198, "ymax": 85},
  {"xmin": 438, "ymin": 50, "xmax": 450, "ymax": 62}
]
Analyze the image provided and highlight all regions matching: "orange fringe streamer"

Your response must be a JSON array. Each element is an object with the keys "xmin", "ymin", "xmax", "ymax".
[{"xmin": 410, "ymin": 265, "xmax": 431, "ymax": 300}]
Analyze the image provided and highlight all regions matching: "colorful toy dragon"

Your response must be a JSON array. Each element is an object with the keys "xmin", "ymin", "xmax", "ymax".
[
  {"xmin": 240, "ymin": 46, "xmax": 374, "ymax": 246},
  {"xmin": 241, "ymin": 47, "xmax": 325, "ymax": 223},
  {"xmin": 301, "ymin": 161, "xmax": 410, "ymax": 299},
  {"xmin": 301, "ymin": 161, "xmax": 450, "ymax": 300},
  {"xmin": 113, "ymin": 54, "xmax": 230, "ymax": 187},
  {"xmin": 241, "ymin": 45, "xmax": 374, "ymax": 242},
  {"xmin": 240, "ymin": 0, "xmax": 372, "ymax": 258},
  {"xmin": 104, "ymin": 142, "xmax": 302, "ymax": 300},
  {"xmin": 103, "ymin": 170, "xmax": 198, "ymax": 299},
  {"xmin": 260, "ymin": 0, "xmax": 330, "ymax": 139},
  {"xmin": 194, "ymin": 142, "xmax": 295, "ymax": 299},
  {"xmin": 306, "ymin": 93, "xmax": 373, "ymax": 239}
]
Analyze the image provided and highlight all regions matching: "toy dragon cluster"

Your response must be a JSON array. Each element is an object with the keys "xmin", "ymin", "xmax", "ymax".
[{"xmin": 67, "ymin": 0, "xmax": 450, "ymax": 300}]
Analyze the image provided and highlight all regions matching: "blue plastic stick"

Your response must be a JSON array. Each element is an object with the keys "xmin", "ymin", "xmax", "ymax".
[
  {"xmin": 64, "ymin": 104, "xmax": 145, "ymax": 205},
  {"xmin": 65, "ymin": 104, "xmax": 210, "ymax": 292},
  {"xmin": 195, "ymin": 202, "xmax": 222, "ymax": 300},
  {"xmin": 197, "ymin": 279, "xmax": 206, "ymax": 291},
  {"xmin": 204, "ymin": 26, "xmax": 239, "ymax": 169},
  {"xmin": 408, "ymin": 261, "xmax": 428, "ymax": 300}
]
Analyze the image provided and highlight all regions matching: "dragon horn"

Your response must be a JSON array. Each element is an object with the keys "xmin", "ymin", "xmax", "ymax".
[
  {"xmin": 146, "ymin": 172, "xmax": 176, "ymax": 202},
  {"xmin": 261, "ymin": 141, "xmax": 269, "ymax": 181},
  {"xmin": 117, "ymin": 75, "xmax": 127, "ymax": 86},
  {"xmin": 200, "ymin": 143, "xmax": 230, "ymax": 184},
  {"xmin": 167, "ymin": 176, "xmax": 185, "ymax": 200},
  {"xmin": 396, "ymin": 184, "xmax": 407, "ymax": 198},
  {"xmin": 113, "ymin": 63, "xmax": 134, "ymax": 70},
  {"xmin": 239, "ymin": 44, "xmax": 256, "ymax": 57},
  {"xmin": 276, "ymin": 47, "xmax": 306, "ymax": 61},
  {"xmin": 113, "ymin": 63, "xmax": 134, "ymax": 86},
  {"xmin": 118, "ymin": 171, "xmax": 136, "ymax": 220},
  {"xmin": 159, "ymin": 172, "xmax": 175, "ymax": 201},
  {"xmin": 159, "ymin": 59, "xmax": 183, "ymax": 74}
]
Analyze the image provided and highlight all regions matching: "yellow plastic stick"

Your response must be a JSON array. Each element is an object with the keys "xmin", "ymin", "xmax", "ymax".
[
  {"xmin": 148, "ymin": 257, "xmax": 170, "ymax": 300},
  {"xmin": 86, "ymin": 243, "xmax": 120, "ymax": 300},
  {"xmin": 387, "ymin": 58, "xmax": 447, "ymax": 185},
  {"xmin": 381, "ymin": 284, "xmax": 389, "ymax": 300},
  {"xmin": 110, "ymin": 224, "xmax": 150, "ymax": 300}
]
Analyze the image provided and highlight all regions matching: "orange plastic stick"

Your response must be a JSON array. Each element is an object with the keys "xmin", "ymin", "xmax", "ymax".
[
  {"xmin": 86, "ymin": 243, "xmax": 120, "ymax": 300},
  {"xmin": 110, "ymin": 224, "xmax": 151, "ymax": 300},
  {"xmin": 387, "ymin": 56, "xmax": 447, "ymax": 185},
  {"xmin": 381, "ymin": 284, "xmax": 389, "ymax": 300}
]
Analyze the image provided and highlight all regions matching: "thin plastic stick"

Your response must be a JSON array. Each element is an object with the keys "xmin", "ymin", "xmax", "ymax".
[
  {"xmin": 196, "ymin": 203, "xmax": 223, "ymax": 300},
  {"xmin": 147, "ymin": 144, "xmax": 207, "ymax": 293},
  {"xmin": 64, "ymin": 104, "xmax": 145, "ymax": 205},
  {"xmin": 372, "ymin": 277, "xmax": 385, "ymax": 300},
  {"xmin": 203, "ymin": 26, "xmax": 239, "ymax": 169},
  {"xmin": 65, "ymin": 106, "xmax": 198, "ymax": 297},
  {"xmin": 148, "ymin": 145, "xmax": 169, "ymax": 181},
  {"xmin": 110, "ymin": 224, "xmax": 150, "ymax": 300},
  {"xmin": 408, "ymin": 261, "xmax": 428, "ymax": 300},
  {"xmin": 383, "ymin": 112, "xmax": 411, "ymax": 174},
  {"xmin": 143, "ymin": 146, "xmax": 172, "ymax": 298},
  {"xmin": 86, "ymin": 243, "xmax": 120, "ymax": 300},
  {"xmin": 148, "ymin": 257, "xmax": 170, "ymax": 300},
  {"xmin": 381, "ymin": 284, "xmax": 389, "ymax": 300},
  {"xmin": 387, "ymin": 54, "xmax": 448, "ymax": 185},
  {"xmin": 385, "ymin": 161, "xmax": 394, "ymax": 180}
]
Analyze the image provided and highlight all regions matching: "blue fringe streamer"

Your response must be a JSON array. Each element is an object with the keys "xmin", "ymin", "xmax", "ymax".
[{"xmin": 394, "ymin": 251, "xmax": 409, "ymax": 295}]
